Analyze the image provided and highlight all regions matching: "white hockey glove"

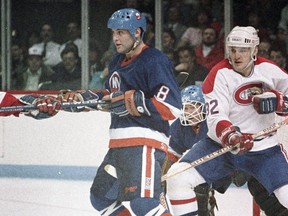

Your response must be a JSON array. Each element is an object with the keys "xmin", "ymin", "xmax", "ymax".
[
  {"xmin": 110, "ymin": 90, "xmax": 151, "ymax": 117},
  {"xmin": 252, "ymin": 90, "xmax": 288, "ymax": 115}
]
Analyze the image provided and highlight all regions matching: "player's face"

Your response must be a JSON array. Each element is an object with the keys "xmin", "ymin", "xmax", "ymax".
[
  {"xmin": 183, "ymin": 102, "xmax": 203, "ymax": 125},
  {"xmin": 111, "ymin": 29, "xmax": 134, "ymax": 54},
  {"xmin": 228, "ymin": 46, "xmax": 254, "ymax": 76}
]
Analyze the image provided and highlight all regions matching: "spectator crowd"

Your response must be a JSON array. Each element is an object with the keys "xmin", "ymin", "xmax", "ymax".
[{"xmin": 8, "ymin": 0, "xmax": 288, "ymax": 91}]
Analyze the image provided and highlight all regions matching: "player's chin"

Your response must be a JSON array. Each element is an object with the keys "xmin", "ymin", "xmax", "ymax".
[
  {"xmin": 117, "ymin": 48, "xmax": 125, "ymax": 54},
  {"xmin": 232, "ymin": 64, "xmax": 245, "ymax": 72},
  {"xmin": 115, "ymin": 45, "xmax": 124, "ymax": 53}
]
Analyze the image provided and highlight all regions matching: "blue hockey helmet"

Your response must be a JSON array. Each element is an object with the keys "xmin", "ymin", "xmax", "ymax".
[
  {"xmin": 107, "ymin": 8, "xmax": 146, "ymax": 42},
  {"xmin": 180, "ymin": 85, "xmax": 207, "ymax": 126}
]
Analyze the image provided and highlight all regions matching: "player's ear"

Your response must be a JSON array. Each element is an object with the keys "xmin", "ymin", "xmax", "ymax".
[{"xmin": 135, "ymin": 27, "xmax": 142, "ymax": 40}]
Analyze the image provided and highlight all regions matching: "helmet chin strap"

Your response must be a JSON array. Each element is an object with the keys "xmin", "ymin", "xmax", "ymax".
[
  {"xmin": 125, "ymin": 30, "xmax": 145, "ymax": 55},
  {"xmin": 125, "ymin": 40, "xmax": 140, "ymax": 55},
  {"xmin": 229, "ymin": 58, "xmax": 254, "ymax": 76},
  {"xmin": 240, "ymin": 58, "xmax": 254, "ymax": 74}
]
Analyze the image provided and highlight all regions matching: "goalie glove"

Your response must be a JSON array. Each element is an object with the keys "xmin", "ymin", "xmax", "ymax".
[
  {"xmin": 252, "ymin": 90, "xmax": 288, "ymax": 115},
  {"xmin": 19, "ymin": 94, "xmax": 61, "ymax": 120},
  {"xmin": 110, "ymin": 90, "xmax": 151, "ymax": 117},
  {"xmin": 219, "ymin": 126, "xmax": 253, "ymax": 155},
  {"xmin": 58, "ymin": 89, "xmax": 108, "ymax": 112}
]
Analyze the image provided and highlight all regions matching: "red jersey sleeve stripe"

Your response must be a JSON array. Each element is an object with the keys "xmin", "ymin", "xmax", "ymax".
[{"xmin": 151, "ymin": 97, "xmax": 175, "ymax": 120}]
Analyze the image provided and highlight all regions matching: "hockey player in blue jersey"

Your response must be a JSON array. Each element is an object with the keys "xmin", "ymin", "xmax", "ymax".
[
  {"xmin": 167, "ymin": 85, "xmax": 243, "ymax": 215},
  {"xmin": 168, "ymin": 85, "xmax": 218, "ymax": 215},
  {"xmin": 166, "ymin": 26, "xmax": 288, "ymax": 215},
  {"xmin": 58, "ymin": 8, "xmax": 181, "ymax": 215},
  {"xmin": 169, "ymin": 85, "xmax": 208, "ymax": 157}
]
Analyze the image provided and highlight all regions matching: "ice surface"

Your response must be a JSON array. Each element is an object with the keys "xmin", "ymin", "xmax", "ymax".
[{"xmin": 0, "ymin": 178, "xmax": 253, "ymax": 216}]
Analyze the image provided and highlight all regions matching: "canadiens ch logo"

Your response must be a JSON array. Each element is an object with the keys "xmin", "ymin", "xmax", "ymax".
[
  {"xmin": 109, "ymin": 71, "xmax": 121, "ymax": 92},
  {"xmin": 234, "ymin": 83, "xmax": 263, "ymax": 105}
]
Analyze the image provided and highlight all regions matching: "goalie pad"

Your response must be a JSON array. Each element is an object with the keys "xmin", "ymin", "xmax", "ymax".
[
  {"xmin": 194, "ymin": 183, "xmax": 218, "ymax": 216},
  {"xmin": 247, "ymin": 176, "xmax": 288, "ymax": 216}
]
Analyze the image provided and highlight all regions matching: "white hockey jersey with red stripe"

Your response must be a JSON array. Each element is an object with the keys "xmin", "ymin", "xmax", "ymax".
[{"xmin": 202, "ymin": 57, "xmax": 288, "ymax": 151}]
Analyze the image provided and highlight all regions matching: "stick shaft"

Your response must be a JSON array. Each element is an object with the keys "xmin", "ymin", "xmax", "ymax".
[
  {"xmin": 161, "ymin": 118, "xmax": 288, "ymax": 182},
  {"xmin": 252, "ymin": 118, "xmax": 288, "ymax": 138},
  {"xmin": 161, "ymin": 145, "xmax": 233, "ymax": 182},
  {"xmin": 0, "ymin": 100, "xmax": 108, "ymax": 113}
]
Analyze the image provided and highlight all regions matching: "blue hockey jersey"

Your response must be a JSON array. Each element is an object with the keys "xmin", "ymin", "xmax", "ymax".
[
  {"xmin": 105, "ymin": 46, "xmax": 181, "ymax": 152},
  {"xmin": 169, "ymin": 119, "xmax": 208, "ymax": 156}
]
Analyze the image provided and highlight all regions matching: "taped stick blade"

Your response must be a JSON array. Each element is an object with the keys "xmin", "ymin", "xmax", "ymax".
[{"xmin": 176, "ymin": 72, "xmax": 189, "ymax": 87}]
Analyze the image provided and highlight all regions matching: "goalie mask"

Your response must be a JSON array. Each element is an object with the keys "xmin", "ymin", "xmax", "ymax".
[
  {"xmin": 180, "ymin": 85, "xmax": 207, "ymax": 126},
  {"xmin": 107, "ymin": 8, "xmax": 146, "ymax": 42}
]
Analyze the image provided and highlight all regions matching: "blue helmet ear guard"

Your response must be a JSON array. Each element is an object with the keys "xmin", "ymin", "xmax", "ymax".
[
  {"xmin": 180, "ymin": 85, "xmax": 207, "ymax": 126},
  {"xmin": 107, "ymin": 8, "xmax": 146, "ymax": 41}
]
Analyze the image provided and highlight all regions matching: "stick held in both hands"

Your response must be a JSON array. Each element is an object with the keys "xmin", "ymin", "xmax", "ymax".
[{"xmin": 0, "ymin": 100, "xmax": 110, "ymax": 113}]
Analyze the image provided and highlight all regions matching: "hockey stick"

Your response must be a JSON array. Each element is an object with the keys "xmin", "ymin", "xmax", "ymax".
[
  {"xmin": 161, "ymin": 118, "xmax": 288, "ymax": 182},
  {"xmin": 176, "ymin": 72, "xmax": 189, "ymax": 87},
  {"xmin": 0, "ymin": 100, "xmax": 109, "ymax": 113}
]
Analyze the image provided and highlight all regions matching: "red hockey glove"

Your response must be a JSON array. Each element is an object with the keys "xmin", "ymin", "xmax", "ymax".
[
  {"xmin": 110, "ymin": 90, "xmax": 151, "ymax": 117},
  {"xmin": 252, "ymin": 90, "xmax": 288, "ymax": 115},
  {"xmin": 219, "ymin": 126, "xmax": 253, "ymax": 155},
  {"xmin": 19, "ymin": 94, "xmax": 61, "ymax": 119},
  {"xmin": 58, "ymin": 89, "xmax": 107, "ymax": 112},
  {"xmin": 35, "ymin": 96, "xmax": 62, "ymax": 116}
]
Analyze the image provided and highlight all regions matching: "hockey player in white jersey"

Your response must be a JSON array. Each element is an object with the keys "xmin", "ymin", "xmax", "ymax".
[{"xmin": 166, "ymin": 26, "xmax": 288, "ymax": 215}]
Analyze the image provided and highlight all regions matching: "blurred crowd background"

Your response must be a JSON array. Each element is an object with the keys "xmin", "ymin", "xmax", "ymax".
[{"xmin": 1, "ymin": 0, "xmax": 288, "ymax": 91}]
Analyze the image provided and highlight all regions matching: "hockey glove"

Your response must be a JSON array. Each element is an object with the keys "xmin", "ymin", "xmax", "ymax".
[
  {"xmin": 19, "ymin": 94, "xmax": 61, "ymax": 120},
  {"xmin": 110, "ymin": 90, "xmax": 151, "ymax": 117},
  {"xmin": 252, "ymin": 90, "xmax": 288, "ymax": 115},
  {"xmin": 219, "ymin": 126, "xmax": 253, "ymax": 155},
  {"xmin": 58, "ymin": 89, "xmax": 107, "ymax": 112}
]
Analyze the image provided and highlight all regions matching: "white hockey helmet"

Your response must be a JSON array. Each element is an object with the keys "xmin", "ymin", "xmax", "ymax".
[{"xmin": 226, "ymin": 26, "xmax": 259, "ymax": 48}]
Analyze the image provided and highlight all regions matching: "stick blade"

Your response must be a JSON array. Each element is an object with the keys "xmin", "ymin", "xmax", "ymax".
[{"xmin": 176, "ymin": 72, "xmax": 189, "ymax": 87}]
